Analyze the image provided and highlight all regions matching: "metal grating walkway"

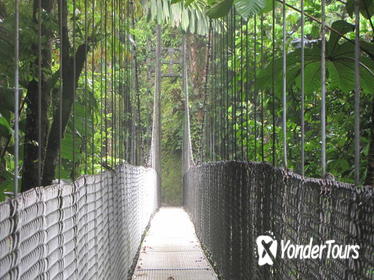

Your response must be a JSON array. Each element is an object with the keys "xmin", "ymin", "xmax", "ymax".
[{"xmin": 132, "ymin": 207, "xmax": 218, "ymax": 280}]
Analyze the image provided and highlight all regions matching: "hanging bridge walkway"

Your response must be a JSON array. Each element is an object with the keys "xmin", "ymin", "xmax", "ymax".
[{"xmin": 132, "ymin": 207, "xmax": 217, "ymax": 280}]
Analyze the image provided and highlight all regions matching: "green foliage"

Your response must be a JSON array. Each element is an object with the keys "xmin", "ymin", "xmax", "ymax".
[
  {"xmin": 0, "ymin": 113, "xmax": 12, "ymax": 137},
  {"xmin": 257, "ymin": 20, "xmax": 374, "ymax": 95},
  {"xmin": 346, "ymin": 0, "xmax": 374, "ymax": 19},
  {"xmin": 171, "ymin": 0, "xmax": 273, "ymax": 20},
  {"xmin": 0, "ymin": 0, "xmax": 142, "ymax": 198},
  {"xmin": 161, "ymin": 152, "xmax": 182, "ymax": 206},
  {"xmin": 234, "ymin": 0, "xmax": 273, "ymax": 19},
  {"xmin": 203, "ymin": 0, "xmax": 374, "ymax": 183},
  {"xmin": 143, "ymin": 0, "xmax": 214, "ymax": 35},
  {"xmin": 206, "ymin": 0, "xmax": 234, "ymax": 18},
  {"xmin": 0, "ymin": 169, "xmax": 13, "ymax": 202}
]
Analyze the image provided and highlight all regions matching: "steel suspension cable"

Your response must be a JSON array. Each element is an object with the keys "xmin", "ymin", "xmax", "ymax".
[
  {"xmin": 91, "ymin": 0, "xmax": 95, "ymax": 173},
  {"xmin": 321, "ymin": 0, "xmax": 327, "ymax": 177},
  {"xmin": 58, "ymin": 0, "xmax": 63, "ymax": 183},
  {"xmin": 129, "ymin": 17, "xmax": 134, "ymax": 165},
  {"xmin": 240, "ymin": 18, "xmax": 244, "ymax": 160},
  {"xmin": 301, "ymin": 0, "xmax": 305, "ymax": 176},
  {"xmin": 115, "ymin": 0, "xmax": 120, "ymax": 165},
  {"xmin": 118, "ymin": 0, "xmax": 123, "ymax": 161},
  {"xmin": 354, "ymin": 0, "xmax": 361, "ymax": 185},
  {"xmin": 84, "ymin": 0, "xmax": 88, "ymax": 174},
  {"xmin": 212, "ymin": 29, "xmax": 217, "ymax": 161},
  {"xmin": 126, "ymin": 2, "xmax": 132, "ymax": 163},
  {"xmin": 211, "ymin": 25, "xmax": 215, "ymax": 161},
  {"xmin": 14, "ymin": 0, "xmax": 20, "ymax": 193},
  {"xmin": 118, "ymin": 0, "xmax": 122, "ymax": 162},
  {"xmin": 260, "ymin": 16, "xmax": 265, "ymax": 162},
  {"xmin": 108, "ymin": 2, "xmax": 114, "ymax": 267},
  {"xmin": 219, "ymin": 21, "xmax": 224, "ymax": 160},
  {"xmin": 253, "ymin": 16, "xmax": 257, "ymax": 162},
  {"xmin": 37, "ymin": 0, "xmax": 42, "ymax": 187},
  {"xmin": 225, "ymin": 16, "xmax": 229, "ymax": 159},
  {"xmin": 100, "ymin": 0, "xmax": 104, "ymax": 172},
  {"xmin": 104, "ymin": 0, "xmax": 108, "ymax": 166},
  {"xmin": 114, "ymin": 0, "xmax": 117, "ymax": 166},
  {"xmin": 232, "ymin": 9, "xmax": 237, "ymax": 160},
  {"xmin": 72, "ymin": 0, "xmax": 76, "ymax": 180},
  {"xmin": 272, "ymin": 0, "xmax": 276, "ymax": 166},
  {"xmin": 117, "ymin": 1, "xmax": 121, "ymax": 163},
  {"xmin": 245, "ymin": 20, "xmax": 250, "ymax": 161},
  {"xmin": 112, "ymin": 0, "xmax": 115, "ymax": 167},
  {"xmin": 200, "ymin": 20, "xmax": 212, "ymax": 162},
  {"xmin": 282, "ymin": 0, "xmax": 288, "ymax": 168}
]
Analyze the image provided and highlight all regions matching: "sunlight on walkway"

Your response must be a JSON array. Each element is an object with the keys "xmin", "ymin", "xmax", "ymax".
[{"xmin": 132, "ymin": 207, "xmax": 218, "ymax": 280}]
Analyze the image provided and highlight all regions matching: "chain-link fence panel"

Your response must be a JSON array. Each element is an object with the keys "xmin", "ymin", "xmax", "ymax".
[
  {"xmin": 0, "ymin": 164, "xmax": 158, "ymax": 280},
  {"xmin": 184, "ymin": 161, "xmax": 374, "ymax": 280}
]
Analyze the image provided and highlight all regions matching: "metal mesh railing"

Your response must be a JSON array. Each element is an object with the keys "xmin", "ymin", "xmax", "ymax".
[
  {"xmin": 0, "ymin": 163, "xmax": 158, "ymax": 280},
  {"xmin": 184, "ymin": 161, "xmax": 374, "ymax": 280}
]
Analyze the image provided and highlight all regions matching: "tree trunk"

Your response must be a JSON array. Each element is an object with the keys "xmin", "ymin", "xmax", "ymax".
[
  {"xmin": 22, "ymin": 0, "xmax": 53, "ymax": 191},
  {"xmin": 40, "ymin": 0, "xmax": 89, "ymax": 186},
  {"xmin": 41, "ymin": 43, "xmax": 88, "ymax": 186}
]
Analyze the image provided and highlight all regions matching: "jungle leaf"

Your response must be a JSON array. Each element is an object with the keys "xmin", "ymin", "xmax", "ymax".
[
  {"xmin": 206, "ymin": 0, "xmax": 234, "ymax": 19},
  {"xmin": 0, "ymin": 113, "xmax": 12, "ymax": 137}
]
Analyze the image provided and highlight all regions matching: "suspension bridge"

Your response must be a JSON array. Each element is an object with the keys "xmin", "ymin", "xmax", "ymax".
[{"xmin": 0, "ymin": 0, "xmax": 373, "ymax": 279}]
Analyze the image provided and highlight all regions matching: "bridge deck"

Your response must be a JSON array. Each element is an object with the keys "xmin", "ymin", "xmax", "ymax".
[{"xmin": 132, "ymin": 207, "xmax": 218, "ymax": 280}]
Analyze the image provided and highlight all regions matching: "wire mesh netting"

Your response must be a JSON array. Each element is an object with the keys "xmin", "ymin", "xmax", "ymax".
[
  {"xmin": 184, "ymin": 161, "xmax": 374, "ymax": 280},
  {"xmin": 0, "ymin": 163, "xmax": 158, "ymax": 280}
]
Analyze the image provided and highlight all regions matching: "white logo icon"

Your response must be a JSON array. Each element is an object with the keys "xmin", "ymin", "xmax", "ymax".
[{"xmin": 256, "ymin": 235, "xmax": 278, "ymax": 266}]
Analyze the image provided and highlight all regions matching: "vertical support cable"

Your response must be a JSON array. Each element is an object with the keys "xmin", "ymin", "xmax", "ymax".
[
  {"xmin": 272, "ymin": 0, "xmax": 276, "ymax": 166},
  {"xmin": 210, "ymin": 27, "xmax": 214, "ymax": 161},
  {"xmin": 113, "ymin": 0, "xmax": 116, "ymax": 166},
  {"xmin": 104, "ymin": 0, "xmax": 108, "ymax": 166},
  {"xmin": 212, "ymin": 30, "xmax": 216, "ymax": 161},
  {"xmin": 117, "ymin": 0, "xmax": 121, "ymax": 163},
  {"xmin": 354, "ymin": 0, "xmax": 360, "ymax": 185},
  {"xmin": 245, "ymin": 20, "xmax": 250, "ymax": 161},
  {"xmin": 112, "ymin": 0, "xmax": 115, "ymax": 167},
  {"xmin": 58, "ymin": 0, "xmax": 63, "ymax": 183},
  {"xmin": 72, "ymin": 0, "xmax": 77, "ymax": 180},
  {"xmin": 100, "ymin": 0, "xmax": 104, "ymax": 171},
  {"xmin": 226, "ymin": 15, "xmax": 230, "ymax": 160},
  {"xmin": 282, "ymin": 0, "xmax": 288, "ymax": 168},
  {"xmin": 118, "ymin": 0, "xmax": 122, "ymax": 161},
  {"xmin": 240, "ymin": 18, "xmax": 244, "ymax": 160},
  {"xmin": 321, "ymin": 0, "xmax": 327, "ymax": 177},
  {"xmin": 125, "ymin": 1, "xmax": 131, "ymax": 162},
  {"xmin": 222, "ymin": 18, "xmax": 226, "ymax": 159},
  {"xmin": 38, "ymin": 0, "xmax": 42, "ymax": 186},
  {"xmin": 91, "ymin": 0, "xmax": 95, "ymax": 172},
  {"xmin": 14, "ymin": 0, "xmax": 20, "ymax": 194},
  {"xmin": 220, "ymin": 22, "xmax": 224, "ymax": 159},
  {"xmin": 300, "ymin": 0, "xmax": 305, "ymax": 176},
  {"xmin": 152, "ymin": 25, "xmax": 161, "ymax": 174},
  {"xmin": 84, "ymin": 0, "xmax": 88, "ymax": 174},
  {"xmin": 200, "ymin": 21, "xmax": 212, "ymax": 162},
  {"xmin": 260, "ymin": 16, "xmax": 265, "ymax": 162},
  {"xmin": 132, "ymin": 10, "xmax": 141, "ymax": 166},
  {"xmin": 100, "ymin": 0, "xmax": 103, "ymax": 171},
  {"xmin": 253, "ymin": 16, "xmax": 257, "ymax": 162},
  {"xmin": 232, "ymin": 10, "xmax": 237, "ymax": 160}
]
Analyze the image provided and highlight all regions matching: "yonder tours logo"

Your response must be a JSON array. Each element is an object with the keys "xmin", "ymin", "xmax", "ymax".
[
  {"xmin": 256, "ymin": 234, "xmax": 360, "ymax": 266},
  {"xmin": 256, "ymin": 235, "xmax": 278, "ymax": 266}
]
